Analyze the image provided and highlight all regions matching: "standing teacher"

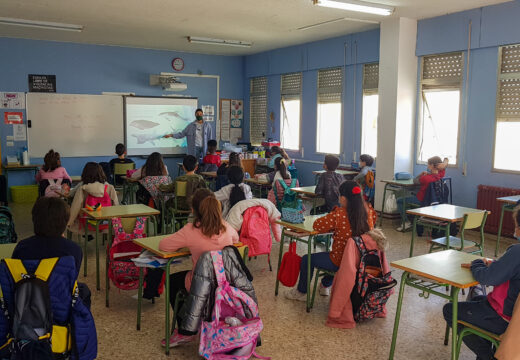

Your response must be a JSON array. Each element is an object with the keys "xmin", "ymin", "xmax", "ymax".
[{"xmin": 164, "ymin": 108, "xmax": 213, "ymax": 161}]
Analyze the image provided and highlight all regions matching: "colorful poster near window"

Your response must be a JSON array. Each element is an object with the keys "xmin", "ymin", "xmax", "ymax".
[
  {"xmin": 230, "ymin": 100, "xmax": 243, "ymax": 128},
  {"xmin": 0, "ymin": 92, "xmax": 25, "ymax": 109},
  {"xmin": 4, "ymin": 112, "xmax": 23, "ymax": 124}
]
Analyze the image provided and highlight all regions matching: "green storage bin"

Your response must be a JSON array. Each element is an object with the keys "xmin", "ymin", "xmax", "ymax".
[{"xmin": 11, "ymin": 185, "xmax": 38, "ymax": 203}]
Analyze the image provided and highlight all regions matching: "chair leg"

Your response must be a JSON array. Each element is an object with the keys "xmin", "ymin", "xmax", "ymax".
[
  {"xmin": 268, "ymin": 254, "xmax": 272, "ymax": 272},
  {"xmin": 455, "ymin": 327, "xmax": 466, "ymax": 359},
  {"xmin": 444, "ymin": 322, "xmax": 450, "ymax": 346},
  {"xmin": 310, "ymin": 269, "xmax": 321, "ymax": 309}
]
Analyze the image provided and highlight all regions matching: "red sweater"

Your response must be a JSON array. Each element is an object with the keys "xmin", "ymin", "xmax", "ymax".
[
  {"xmin": 416, "ymin": 169, "xmax": 445, "ymax": 202},
  {"xmin": 203, "ymin": 154, "xmax": 221, "ymax": 167}
]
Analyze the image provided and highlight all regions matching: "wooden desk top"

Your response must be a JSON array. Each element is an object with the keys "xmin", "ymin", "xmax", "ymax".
[
  {"xmin": 2, "ymin": 164, "xmax": 41, "ymax": 169},
  {"xmin": 312, "ymin": 169, "xmax": 358, "ymax": 176},
  {"xmin": 391, "ymin": 250, "xmax": 480, "ymax": 288},
  {"xmin": 200, "ymin": 171, "xmax": 217, "ymax": 178},
  {"xmin": 497, "ymin": 195, "xmax": 520, "ymax": 205},
  {"xmin": 381, "ymin": 178, "xmax": 418, "ymax": 187},
  {"xmin": 276, "ymin": 215, "xmax": 324, "ymax": 235},
  {"xmin": 133, "ymin": 235, "xmax": 190, "ymax": 259},
  {"xmin": 0, "ymin": 243, "xmax": 16, "ymax": 259},
  {"xmin": 406, "ymin": 204, "xmax": 489, "ymax": 223},
  {"xmin": 292, "ymin": 186, "xmax": 318, "ymax": 196},
  {"xmin": 71, "ymin": 176, "xmax": 81, "ymax": 182},
  {"xmin": 245, "ymin": 178, "xmax": 271, "ymax": 186},
  {"xmin": 82, "ymin": 204, "xmax": 160, "ymax": 220}
]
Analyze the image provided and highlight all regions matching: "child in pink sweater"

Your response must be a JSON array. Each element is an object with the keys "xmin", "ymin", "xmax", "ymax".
[
  {"xmin": 36, "ymin": 149, "xmax": 72, "ymax": 183},
  {"xmin": 159, "ymin": 188, "xmax": 239, "ymax": 347}
]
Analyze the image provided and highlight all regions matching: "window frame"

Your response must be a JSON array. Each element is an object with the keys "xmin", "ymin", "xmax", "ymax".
[
  {"xmin": 492, "ymin": 45, "xmax": 520, "ymax": 174},
  {"xmin": 316, "ymin": 67, "xmax": 344, "ymax": 156},
  {"xmin": 416, "ymin": 52, "xmax": 464, "ymax": 166},
  {"xmin": 361, "ymin": 62, "xmax": 379, "ymax": 159},
  {"xmin": 280, "ymin": 73, "xmax": 303, "ymax": 152}
]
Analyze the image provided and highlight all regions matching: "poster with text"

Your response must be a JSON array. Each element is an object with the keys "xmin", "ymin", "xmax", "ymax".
[{"xmin": 4, "ymin": 112, "xmax": 23, "ymax": 124}]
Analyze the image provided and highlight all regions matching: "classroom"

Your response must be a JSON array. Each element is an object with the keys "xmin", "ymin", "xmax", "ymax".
[{"xmin": 1, "ymin": 0, "xmax": 520, "ymax": 359}]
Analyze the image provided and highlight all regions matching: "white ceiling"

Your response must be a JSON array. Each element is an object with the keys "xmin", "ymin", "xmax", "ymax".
[{"xmin": 0, "ymin": 0, "xmax": 512, "ymax": 55}]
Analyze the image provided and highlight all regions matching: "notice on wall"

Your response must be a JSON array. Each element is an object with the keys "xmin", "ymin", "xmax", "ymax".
[
  {"xmin": 0, "ymin": 92, "xmax": 25, "ymax": 109},
  {"xmin": 13, "ymin": 124, "xmax": 27, "ymax": 141},
  {"xmin": 203, "ymin": 115, "xmax": 214, "ymax": 122},
  {"xmin": 4, "ymin": 112, "xmax": 23, "ymax": 124},
  {"xmin": 202, "ymin": 105, "xmax": 214, "ymax": 116},
  {"xmin": 230, "ymin": 127, "xmax": 242, "ymax": 144},
  {"xmin": 220, "ymin": 99, "xmax": 231, "ymax": 141},
  {"xmin": 28, "ymin": 74, "xmax": 56, "ymax": 93},
  {"xmin": 230, "ymin": 100, "xmax": 243, "ymax": 128}
]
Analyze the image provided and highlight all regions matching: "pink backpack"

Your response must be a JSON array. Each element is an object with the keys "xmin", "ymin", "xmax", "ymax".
[
  {"xmin": 108, "ymin": 217, "xmax": 146, "ymax": 290},
  {"xmin": 80, "ymin": 184, "xmax": 113, "ymax": 230},
  {"xmin": 199, "ymin": 251, "xmax": 269, "ymax": 360},
  {"xmin": 44, "ymin": 178, "xmax": 64, "ymax": 197},
  {"xmin": 239, "ymin": 207, "xmax": 272, "ymax": 258}
]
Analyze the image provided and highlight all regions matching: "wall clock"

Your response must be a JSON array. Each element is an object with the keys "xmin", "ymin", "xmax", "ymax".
[{"xmin": 171, "ymin": 57, "xmax": 184, "ymax": 71}]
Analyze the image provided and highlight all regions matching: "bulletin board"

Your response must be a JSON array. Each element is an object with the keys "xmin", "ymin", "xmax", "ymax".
[{"xmin": 220, "ymin": 99, "xmax": 243, "ymax": 144}]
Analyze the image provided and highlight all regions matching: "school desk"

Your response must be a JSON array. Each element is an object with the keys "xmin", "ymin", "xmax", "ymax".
[
  {"xmin": 275, "ymin": 214, "xmax": 325, "ymax": 312},
  {"xmin": 495, "ymin": 195, "xmax": 520, "ymax": 257},
  {"xmin": 291, "ymin": 185, "xmax": 324, "ymax": 214},
  {"xmin": 244, "ymin": 177, "xmax": 271, "ymax": 198},
  {"xmin": 406, "ymin": 204, "xmax": 489, "ymax": 257},
  {"xmin": 133, "ymin": 235, "xmax": 190, "ymax": 355},
  {"xmin": 81, "ymin": 204, "xmax": 160, "ymax": 291},
  {"xmin": 200, "ymin": 171, "xmax": 217, "ymax": 190},
  {"xmin": 389, "ymin": 250, "xmax": 480, "ymax": 360},
  {"xmin": 312, "ymin": 169, "xmax": 358, "ymax": 185},
  {"xmin": 2, "ymin": 164, "xmax": 41, "ymax": 201},
  {"xmin": 0, "ymin": 243, "xmax": 16, "ymax": 260}
]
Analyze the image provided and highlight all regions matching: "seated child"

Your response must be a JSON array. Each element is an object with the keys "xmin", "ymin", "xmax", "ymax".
[
  {"xmin": 443, "ymin": 206, "xmax": 520, "ymax": 360},
  {"xmin": 268, "ymin": 146, "xmax": 289, "ymax": 169},
  {"xmin": 109, "ymin": 143, "xmax": 134, "ymax": 185},
  {"xmin": 13, "ymin": 197, "xmax": 91, "ymax": 308},
  {"xmin": 285, "ymin": 181, "xmax": 377, "ymax": 300},
  {"xmin": 214, "ymin": 166, "xmax": 252, "ymax": 216},
  {"xmin": 159, "ymin": 188, "xmax": 239, "ymax": 347},
  {"xmin": 264, "ymin": 157, "xmax": 298, "ymax": 208},
  {"xmin": 159, "ymin": 155, "xmax": 207, "ymax": 210},
  {"xmin": 216, "ymin": 152, "xmax": 248, "ymax": 190},
  {"xmin": 36, "ymin": 149, "xmax": 72, "ymax": 197},
  {"xmin": 202, "ymin": 139, "xmax": 221, "ymax": 169},
  {"xmin": 67, "ymin": 162, "xmax": 119, "ymax": 233},
  {"xmin": 315, "ymin": 154, "xmax": 345, "ymax": 212},
  {"xmin": 353, "ymin": 154, "xmax": 374, "ymax": 187},
  {"xmin": 396, "ymin": 156, "xmax": 448, "ymax": 230},
  {"xmin": 131, "ymin": 152, "xmax": 168, "ymax": 180}
]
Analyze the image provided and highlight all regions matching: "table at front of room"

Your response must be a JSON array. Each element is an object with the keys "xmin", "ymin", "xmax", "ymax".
[
  {"xmin": 275, "ymin": 215, "xmax": 324, "ymax": 312},
  {"xmin": 133, "ymin": 235, "xmax": 190, "ymax": 356},
  {"xmin": 244, "ymin": 177, "xmax": 271, "ymax": 198},
  {"xmin": 81, "ymin": 204, "xmax": 160, "ymax": 291},
  {"xmin": 406, "ymin": 204, "xmax": 489, "ymax": 257},
  {"xmin": 312, "ymin": 169, "xmax": 358, "ymax": 185},
  {"xmin": 291, "ymin": 185, "xmax": 323, "ymax": 214},
  {"xmin": 1, "ymin": 164, "xmax": 41, "ymax": 201},
  {"xmin": 495, "ymin": 195, "xmax": 520, "ymax": 257},
  {"xmin": 389, "ymin": 250, "xmax": 480, "ymax": 360}
]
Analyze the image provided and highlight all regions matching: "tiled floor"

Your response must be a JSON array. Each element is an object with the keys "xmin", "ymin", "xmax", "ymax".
[{"xmin": 9, "ymin": 202, "xmax": 515, "ymax": 359}]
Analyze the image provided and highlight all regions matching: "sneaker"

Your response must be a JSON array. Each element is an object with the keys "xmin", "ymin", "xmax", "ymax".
[
  {"xmin": 285, "ymin": 288, "xmax": 307, "ymax": 302},
  {"xmin": 319, "ymin": 284, "xmax": 331, "ymax": 296},
  {"xmin": 396, "ymin": 221, "xmax": 412, "ymax": 231},
  {"xmin": 161, "ymin": 329, "xmax": 196, "ymax": 348}
]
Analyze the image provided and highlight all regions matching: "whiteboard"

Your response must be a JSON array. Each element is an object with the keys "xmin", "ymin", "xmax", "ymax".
[{"xmin": 26, "ymin": 93, "xmax": 124, "ymax": 157}]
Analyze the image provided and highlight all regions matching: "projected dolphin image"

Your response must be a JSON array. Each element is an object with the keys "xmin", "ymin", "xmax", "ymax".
[
  {"xmin": 158, "ymin": 111, "xmax": 189, "ymax": 122},
  {"xmin": 130, "ymin": 120, "xmax": 161, "ymax": 130},
  {"xmin": 132, "ymin": 133, "xmax": 164, "ymax": 145}
]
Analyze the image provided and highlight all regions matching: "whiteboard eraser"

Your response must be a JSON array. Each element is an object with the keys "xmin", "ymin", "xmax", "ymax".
[{"xmin": 6, "ymin": 136, "xmax": 13, "ymax": 141}]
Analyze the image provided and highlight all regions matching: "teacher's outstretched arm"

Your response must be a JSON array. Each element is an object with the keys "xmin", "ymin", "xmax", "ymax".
[{"xmin": 163, "ymin": 126, "xmax": 188, "ymax": 139}]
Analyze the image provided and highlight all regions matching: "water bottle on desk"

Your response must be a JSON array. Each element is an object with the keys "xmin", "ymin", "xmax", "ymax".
[{"xmin": 22, "ymin": 147, "xmax": 29, "ymax": 165}]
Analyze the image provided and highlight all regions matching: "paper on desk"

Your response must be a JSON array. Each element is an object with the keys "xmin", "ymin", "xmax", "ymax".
[{"xmin": 132, "ymin": 250, "xmax": 182, "ymax": 268}]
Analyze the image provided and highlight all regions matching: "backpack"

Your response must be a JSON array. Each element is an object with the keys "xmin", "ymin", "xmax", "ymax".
[
  {"xmin": 363, "ymin": 170, "xmax": 375, "ymax": 205},
  {"xmin": 44, "ymin": 178, "xmax": 64, "ymax": 198},
  {"xmin": 199, "ymin": 251, "xmax": 268, "ymax": 360},
  {"xmin": 276, "ymin": 242, "xmax": 301, "ymax": 287},
  {"xmin": 0, "ymin": 206, "xmax": 16, "ymax": 244},
  {"xmin": 273, "ymin": 180, "xmax": 304, "ymax": 223},
  {"xmin": 80, "ymin": 184, "xmax": 112, "ymax": 231},
  {"xmin": 239, "ymin": 207, "xmax": 272, "ymax": 258},
  {"xmin": 350, "ymin": 236, "xmax": 397, "ymax": 322},
  {"xmin": 108, "ymin": 217, "xmax": 147, "ymax": 290}
]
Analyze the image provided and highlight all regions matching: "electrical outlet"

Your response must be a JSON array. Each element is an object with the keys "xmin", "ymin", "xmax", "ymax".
[
  {"xmin": 6, "ymin": 142, "xmax": 14, "ymax": 147},
  {"xmin": 6, "ymin": 136, "xmax": 13, "ymax": 141}
]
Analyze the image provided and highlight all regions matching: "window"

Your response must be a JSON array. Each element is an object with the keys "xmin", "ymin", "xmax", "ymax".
[
  {"xmin": 280, "ymin": 73, "xmax": 302, "ymax": 151},
  {"xmin": 417, "ymin": 52, "xmax": 463, "ymax": 164},
  {"xmin": 361, "ymin": 63, "xmax": 379, "ymax": 158},
  {"xmin": 317, "ymin": 67, "xmax": 343, "ymax": 154},
  {"xmin": 249, "ymin": 77, "xmax": 268, "ymax": 146},
  {"xmin": 494, "ymin": 44, "xmax": 520, "ymax": 172}
]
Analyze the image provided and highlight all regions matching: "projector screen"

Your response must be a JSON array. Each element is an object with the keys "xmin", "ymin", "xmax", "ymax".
[{"xmin": 124, "ymin": 96, "xmax": 198, "ymax": 156}]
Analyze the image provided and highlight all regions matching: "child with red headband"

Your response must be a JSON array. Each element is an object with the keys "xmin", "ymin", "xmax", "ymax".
[{"xmin": 286, "ymin": 180, "xmax": 377, "ymax": 300}]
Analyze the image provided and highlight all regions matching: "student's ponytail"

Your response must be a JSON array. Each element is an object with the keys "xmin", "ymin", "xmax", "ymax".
[
  {"xmin": 192, "ymin": 188, "xmax": 226, "ymax": 237},
  {"xmin": 228, "ymin": 166, "xmax": 246, "ymax": 208},
  {"xmin": 275, "ymin": 157, "xmax": 290, "ymax": 180},
  {"xmin": 339, "ymin": 180, "xmax": 369, "ymax": 237}
]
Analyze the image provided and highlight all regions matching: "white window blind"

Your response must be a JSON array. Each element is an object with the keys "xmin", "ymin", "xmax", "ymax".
[
  {"xmin": 318, "ymin": 67, "xmax": 343, "ymax": 103},
  {"xmin": 361, "ymin": 63, "xmax": 379, "ymax": 157},
  {"xmin": 281, "ymin": 73, "xmax": 302, "ymax": 150},
  {"xmin": 249, "ymin": 77, "xmax": 267, "ymax": 146},
  {"xmin": 494, "ymin": 44, "xmax": 520, "ymax": 172}
]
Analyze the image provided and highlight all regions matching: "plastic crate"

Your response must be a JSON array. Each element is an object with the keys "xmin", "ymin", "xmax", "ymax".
[{"xmin": 11, "ymin": 185, "xmax": 38, "ymax": 203}]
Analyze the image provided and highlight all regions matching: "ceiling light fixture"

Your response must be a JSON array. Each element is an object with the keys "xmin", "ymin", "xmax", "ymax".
[
  {"xmin": 313, "ymin": 0, "xmax": 394, "ymax": 16},
  {"xmin": 298, "ymin": 16, "xmax": 379, "ymax": 30},
  {"xmin": 0, "ymin": 17, "xmax": 83, "ymax": 32},
  {"xmin": 187, "ymin": 36, "xmax": 252, "ymax": 48}
]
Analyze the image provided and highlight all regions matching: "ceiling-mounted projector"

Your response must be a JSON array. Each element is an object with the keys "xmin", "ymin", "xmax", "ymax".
[{"xmin": 150, "ymin": 74, "xmax": 187, "ymax": 91}]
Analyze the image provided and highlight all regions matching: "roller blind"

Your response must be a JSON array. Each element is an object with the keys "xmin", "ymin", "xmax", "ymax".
[
  {"xmin": 249, "ymin": 77, "xmax": 268, "ymax": 145},
  {"xmin": 318, "ymin": 67, "xmax": 343, "ymax": 103},
  {"xmin": 422, "ymin": 52, "xmax": 464, "ymax": 87},
  {"xmin": 363, "ymin": 63, "xmax": 379, "ymax": 93},
  {"xmin": 497, "ymin": 44, "xmax": 520, "ymax": 121},
  {"xmin": 281, "ymin": 73, "xmax": 302, "ymax": 97}
]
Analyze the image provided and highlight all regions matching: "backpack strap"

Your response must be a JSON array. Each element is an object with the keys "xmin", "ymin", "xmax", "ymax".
[
  {"xmin": 290, "ymin": 178, "xmax": 297, "ymax": 188},
  {"xmin": 34, "ymin": 258, "xmax": 59, "ymax": 282},
  {"xmin": 210, "ymin": 251, "xmax": 227, "ymax": 287},
  {"xmin": 3, "ymin": 259, "xmax": 27, "ymax": 283},
  {"xmin": 4, "ymin": 258, "xmax": 58, "ymax": 283},
  {"xmin": 352, "ymin": 236, "xmax": 368, "ymax": 258}
]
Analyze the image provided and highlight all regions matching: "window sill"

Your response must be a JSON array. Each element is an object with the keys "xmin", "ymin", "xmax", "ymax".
[{"xmin": 491, "ymin": 168, "xmax": 520, "ymax": 175}]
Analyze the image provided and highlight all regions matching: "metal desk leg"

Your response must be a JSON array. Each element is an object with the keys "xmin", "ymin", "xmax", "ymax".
[
  {"xmin": 274, "ymin": 228, "xmax": 286, "ymax": 296},
  {"xmin": 409, "ymin": 217, "xmax": 418, "ymax": 257},
  {"xmin": 306, "ymin": 235, "xmax": 313, "ymax": 313},
  {"xmin": 446, "ymin": 222, "xmax": 451, "ymax": 250},
  {"xmin": 389, "ymin": 271, "xmax": 409, "ymax": 360},
  {"xmin": 379, "ymin": 183, "xmax": 389, "ymax": 227},
  {"xmin": 106, "ymin": 224, "xmax": 113, "ymax": 307},
  {"xmin": 137, "ymin": 267, "xmax": 144, "ymax": 330},
  {"xmin": 165, "ymin": 258, "xmax": 174, "ymax": 356},
  {"xmin": 496, "ymin": 203, "xmax": 506, "ymax": 257},
  {"xmin": 450, "ymin": 287, "xmax": 460, "ymax": 360},
  {"xmin": 95, "ymin": 221, "xmax": 100, "ymax": 291}
]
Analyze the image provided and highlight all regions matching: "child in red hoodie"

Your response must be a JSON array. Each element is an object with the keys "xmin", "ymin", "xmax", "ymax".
[{"xmin": 396, "ymin": 156, "xmax": 448, "ymax": 230}]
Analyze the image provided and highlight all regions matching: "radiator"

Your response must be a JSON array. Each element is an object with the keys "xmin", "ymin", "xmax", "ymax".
[{"xmin": 477, "ymin": 185, "xmax": 520, "ymax": 236}]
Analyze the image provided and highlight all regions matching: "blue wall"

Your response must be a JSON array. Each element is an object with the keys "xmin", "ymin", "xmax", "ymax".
[
  {"xmin": 415, "ymin": 1, "xmax": 520, "ymax": 207},
  {"xmin": 243, "ymin": 29, "xmax": 380, "ymax": 186},
  {"xmin": 0, "ymin": 37, "xmax": 243, "ymax": 186}
]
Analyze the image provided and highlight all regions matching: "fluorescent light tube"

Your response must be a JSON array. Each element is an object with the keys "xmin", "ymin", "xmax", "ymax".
[
  {"xmin": 0, "ymin": 17, "xmax": 83, "ymax": 32},
  {"xmin": 313, "ymin": 0, "xmax": 394, "ymax": 16},
  {"xmin": 187, "ymin": 36, "xmax": 252, "ymax": 48},
  {"xmin": 298, "ymin": 16, "xmax": 379, "ymax": 30}
]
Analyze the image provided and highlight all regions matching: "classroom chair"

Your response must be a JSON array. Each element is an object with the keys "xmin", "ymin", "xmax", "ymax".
[
  {"xmin": 455, "ymin": 321, "xmax": 501, "ymax": 360},
  {"xmin": 114, "ymin": 162, "xmax": 136, "ymax": 203},
  {"xmin": 429, "ymin": 211, "xmax": 488, "ymax": 255},
  {"xmin": 310, "ymin": 268, "xmax": 336, "ymax": 309},
  {"xmin": 165, "ymin": 180, "xmax": 191, "ymax": 233}
]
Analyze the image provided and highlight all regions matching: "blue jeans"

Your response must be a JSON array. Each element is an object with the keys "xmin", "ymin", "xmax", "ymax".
[
  {"xmin": 397, "ymin": 196, "xmax": 421, "ymax": 222},
  {"xmin": 195, "ymin": 146, "xmax": 204, "ymax": 162},
  {"xmin": 443, "ymin": 296, "xmax": 508, "ymax": 360},
  {"xmin": 297, "ymin": 252, "xmax": 339, "ymax": 294}
]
